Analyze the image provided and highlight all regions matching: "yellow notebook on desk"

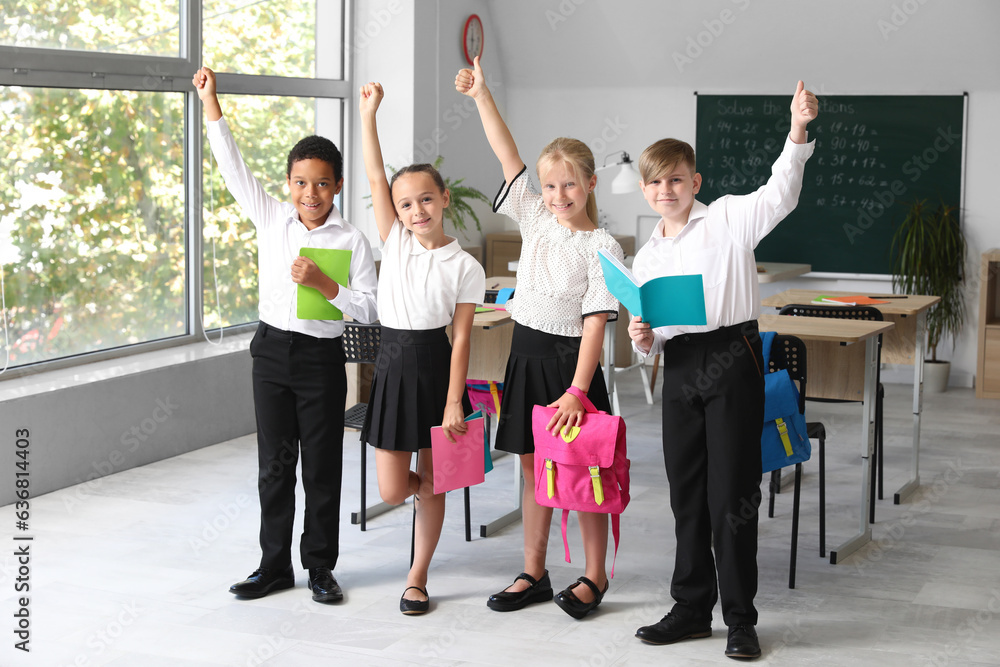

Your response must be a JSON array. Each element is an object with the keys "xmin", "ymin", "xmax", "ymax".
[{"xmin": 296, "ymin": 248, "xmax": 352, "ymax": 320}]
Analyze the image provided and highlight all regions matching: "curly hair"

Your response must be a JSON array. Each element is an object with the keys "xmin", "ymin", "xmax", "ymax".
[{"xmin": 286, "ymin": 135, "xmax": 343, "ymax": 181}]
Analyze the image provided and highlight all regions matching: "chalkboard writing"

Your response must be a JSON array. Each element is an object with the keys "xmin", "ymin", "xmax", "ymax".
[{"xmin": 695, "ymin": 94, "xmax": 965, "ymax": 274}]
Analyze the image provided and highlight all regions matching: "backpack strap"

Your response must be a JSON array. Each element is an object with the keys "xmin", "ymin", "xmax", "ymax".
[
  {"xmin": 561, "ymin": 509, "xmax": 572, "ymax": 564},
  {"xmin": 565, "ymin": 385, "xmax": 599, "ymax": 414},
  {"xmin": 559, "ymin": 508, "xmax": 622, "ymax": 579},
  {"xmin": 760, "ymin": 330, "xmax": 776, "ymax": 369}
]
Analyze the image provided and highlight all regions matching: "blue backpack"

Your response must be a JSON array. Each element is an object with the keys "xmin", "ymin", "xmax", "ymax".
[{"xmin": 760, "ymin": 332, "xmax": 811, "ymax": 473}]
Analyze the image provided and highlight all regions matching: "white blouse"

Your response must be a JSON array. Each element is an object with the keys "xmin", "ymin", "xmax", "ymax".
[
  {"xmin": 493, "ymin": 168, "xmax": 622, "ymax": 338},
  {"xmin": 377, "ymin": 219, "xmax": 486, "ymax": 330}
]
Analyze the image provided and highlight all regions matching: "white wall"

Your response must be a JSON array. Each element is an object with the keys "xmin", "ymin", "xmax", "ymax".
[
  {"xmin": 350, "ymin": 0, "xmax": 512, "ymax": 250},
  {"xmin": 493, "ymin": 0, "xmax": 1000, "ymax": 388}
]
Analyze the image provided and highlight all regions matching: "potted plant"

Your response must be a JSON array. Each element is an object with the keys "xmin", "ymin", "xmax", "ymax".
[
  {"xmin": 366, "ymin": 156, "xmax": 491, "ymax": 241},
  {"xmin": 891, "ymin": 199, "xmax": 967, "ymax": 392}
]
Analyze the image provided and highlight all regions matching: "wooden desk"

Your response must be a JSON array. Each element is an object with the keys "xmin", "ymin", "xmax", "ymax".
[
  {"xmin": 759, "ymin": 314, "xmax": 894, "ymax": 564},
  {"xmin": 756, "ymin": 262, "xmax": 811, "ymax": 283},
  {"xmin": 761, "ymin": 289, "xmax": 940, "ymax": 505}
]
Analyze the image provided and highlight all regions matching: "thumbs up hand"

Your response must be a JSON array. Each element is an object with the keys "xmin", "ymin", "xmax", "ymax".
[{"xmin": 790, "ymin": 80, "xmax": 819, "ymax": 129}]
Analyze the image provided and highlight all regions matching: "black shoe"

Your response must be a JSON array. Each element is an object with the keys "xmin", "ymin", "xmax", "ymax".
[
  {"xmin": 486, "ymin": 571, "xmax": 554, "ymax": 611},
  {"xmin": 229, "ymin": 566, "xmax": 295, "ymax": 599},
  {"xmin": 399, "ymin": 586, "xmax": 430, "ymax": 615},
  {"xmin": 308, "ymin": 566, "xmax": 343, "ymax": 603},
  {"xmin": 635, "ymin": 611, "xmax": 713, "ymax": 645},
  {"xmin": 725, "ymin": 624, "xmax": 761, "ymax": 660},
  {"xmin": 554, "ymin": 576, "xmax": 609, "ymax": 619}
]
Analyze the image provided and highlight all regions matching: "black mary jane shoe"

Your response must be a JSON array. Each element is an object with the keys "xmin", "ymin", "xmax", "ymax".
[
  {"xmin": 399, "ymin": 586, "xmax": 430, "ymax": 615},
  {"xmin": 486, "ymin": 571, "xmax": 554, "ymax": 611},
  {"xmin": 553, "ymin": 576, "xmax": 609, "ymax": 619}
]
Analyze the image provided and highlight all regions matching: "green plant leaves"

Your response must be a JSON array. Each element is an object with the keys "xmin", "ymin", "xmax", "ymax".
[{"xmin": 891, "ymin": 199, "xmax": 966, "ymax": 360}]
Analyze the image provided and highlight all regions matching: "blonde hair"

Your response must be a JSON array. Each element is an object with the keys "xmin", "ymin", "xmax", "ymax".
[
  {"xmin": 536, "ymin": 137, "xmax": 599, "ymax": 225},
  {"xmin": 639, "ymin": 138, "xmax": 696, "ymax": 183}
]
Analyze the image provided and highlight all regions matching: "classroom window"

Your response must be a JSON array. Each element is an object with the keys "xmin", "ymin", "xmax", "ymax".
[
  {"xmin": 1, "ymin": 1, "xmax": 182, "ymax": 57},
  {"xmin": 202, "ymin": 94, "xmax": 344, "ymax": 329},
  {"xmin": 202, "ymin": 0, "xmax": 344, "ymax": 79},
  {"xmin": 0, "ymin": 1, "xmax": 348, "ymax": 373},
  {"xmin": 0, "ymin": 86, "xmax": 187, "ymax": 367}
]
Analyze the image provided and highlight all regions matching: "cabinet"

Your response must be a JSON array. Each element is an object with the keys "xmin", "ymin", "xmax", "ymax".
[
  {"xmin": 485, "ymin": 231, "xmax": 636, "ymax": 277},
  {"xmin": 977, "ymin": 249, "xmax": 1000, "ymax": 398}
]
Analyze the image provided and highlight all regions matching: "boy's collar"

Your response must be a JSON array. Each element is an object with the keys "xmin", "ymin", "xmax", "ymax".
[
  {"xmin": 288, "ymin": 203, "xmax": 345, "ymax": 230},
  {"xmin": 650, "ymin": 200, "xmax": 708, "ymax": 239}
]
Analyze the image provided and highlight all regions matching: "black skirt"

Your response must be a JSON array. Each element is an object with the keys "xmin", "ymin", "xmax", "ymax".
[
  {"xmin": 494, "ymin": 322, "xmax": 611, "ymax": 455},
  {"xmin": 362, "ymin": 326, "xmax": 470, "ymax": 453}
]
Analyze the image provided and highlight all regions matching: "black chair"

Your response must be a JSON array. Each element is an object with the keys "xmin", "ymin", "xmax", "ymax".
[
  {"xmin": 342, "ymin": 323, "xmax": 394, "ymax": 531},
  {"xmin": 764, "ymin": 334, "xmax": 817, "ymax": 589},
  {"xmin": 343, "ymin": 322, "xmax": 475, "ymax": 543},
  {"xmin": 778, "ymin": 304, "xmax": 885, "ymax": 526}
]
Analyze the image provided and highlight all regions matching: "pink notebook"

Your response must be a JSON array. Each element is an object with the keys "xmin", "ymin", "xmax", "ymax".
[{"xmin": 430, "ymin": 414, "xmax": 487, "ymax": 494}]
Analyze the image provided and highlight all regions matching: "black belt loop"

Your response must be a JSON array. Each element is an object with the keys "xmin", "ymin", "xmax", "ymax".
[{"xmin": 259, "ymin": 321, "xmax": 269, "ymax": 339}]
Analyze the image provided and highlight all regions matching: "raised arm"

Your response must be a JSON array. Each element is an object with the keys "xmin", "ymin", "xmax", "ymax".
[
  {"xmin": 789, "ymin": 80, "xmax": 818, "ymax": 145},
  {"xmin": 192, "ymin": 67, "xmax": 223, "ymax": 122},
  {"xmin": 359, "ymin": 82, "xmax": 396, "ymax": 242},
  {"xmin": 455, "ymin": 56, "xmax": 525, "ymax": 184}
]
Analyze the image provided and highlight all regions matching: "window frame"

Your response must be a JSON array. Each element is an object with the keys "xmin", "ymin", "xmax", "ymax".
[{"xmin": 0, "ymin": 0, "xmax": 353, "ymax": 379}]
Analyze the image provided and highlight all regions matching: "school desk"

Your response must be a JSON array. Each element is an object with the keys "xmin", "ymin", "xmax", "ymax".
[
  {"xmin": 755, "ymin": 262, "xmax": 812, "ymax": 283},
  {"xmin": 759, "ymin": 313, "xmax": 894, "ymax": 564},
  {"xmin": 761, "ymin": 289, "xmax": 940, "ymax": 505},
  {"xmin": 456, "ymin": 278, "xmax": 521, "ymax": 537}
]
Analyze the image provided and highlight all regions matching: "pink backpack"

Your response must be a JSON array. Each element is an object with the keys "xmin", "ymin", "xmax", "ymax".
[{"xmin": 531, "ymin": 387, "xmax": 630, "ymax": 576}]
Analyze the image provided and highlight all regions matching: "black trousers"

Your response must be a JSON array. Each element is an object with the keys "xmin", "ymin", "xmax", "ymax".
[
  {"xmin": 660, "ymin": 321, "xmax": 764, "ymax": 626},
  {"xmin": 250, "ymin": 322, "xmax": 347, "ymax": 570}
]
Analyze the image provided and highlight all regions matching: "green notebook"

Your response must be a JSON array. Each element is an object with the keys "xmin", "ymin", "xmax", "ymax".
[{"xmin": 296, "ymin": 247, "xmax": 352, "ymax": 320}]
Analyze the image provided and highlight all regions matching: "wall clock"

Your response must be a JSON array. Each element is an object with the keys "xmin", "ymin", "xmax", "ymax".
[{"xmin": 463, "ymin": 14, "xmax": 484, "ymax": 66}]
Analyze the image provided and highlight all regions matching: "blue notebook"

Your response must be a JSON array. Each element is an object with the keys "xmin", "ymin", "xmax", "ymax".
[{"xmin": 597, "ymin": 248, "xmax": 707, "ymax": 329}]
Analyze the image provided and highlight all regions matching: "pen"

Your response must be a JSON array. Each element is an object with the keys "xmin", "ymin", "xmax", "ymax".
[{"xmin": 490, "ymin": 283, "xmax": 500, "ymax": 289}]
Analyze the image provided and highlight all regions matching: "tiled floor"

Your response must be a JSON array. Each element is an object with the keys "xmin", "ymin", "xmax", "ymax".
[{"xmin": 2, "ymin": 377, "xmax": 1000, "ymax": 666}]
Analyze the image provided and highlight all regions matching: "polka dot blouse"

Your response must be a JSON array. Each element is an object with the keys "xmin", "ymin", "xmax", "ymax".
[{"xmin": 492, "ymin": 167, "xmax": 622, "ymax": 338}]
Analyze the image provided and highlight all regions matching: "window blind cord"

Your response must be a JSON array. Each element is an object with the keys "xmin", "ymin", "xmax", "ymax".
[{"xmin": 203, "ymin": 152, "xmax": 223, "ymax": 345}]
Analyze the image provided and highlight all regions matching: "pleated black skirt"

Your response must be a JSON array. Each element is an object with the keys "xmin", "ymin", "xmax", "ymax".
[
  {"xmin": 494, "ymin": 322, "xmax": 611, "ymax": 455},
  {"xmin": 362, "ymin": 326, "xmax": 469, "ymax": 452}
]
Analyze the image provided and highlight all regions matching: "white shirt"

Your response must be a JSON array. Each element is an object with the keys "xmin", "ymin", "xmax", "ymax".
[
  {"xmin": 207, "ymin": 117, "xmax": 378, "ymax": 338},
  {"xmin": 377, "ymin": 220, "xmax": 486, "ymax": 329},
  {"xmin": 632, "ymin": 135, "xmax": 815, "ymax": 355},
  {"xmin": 494, "ymin": 168, "xmax": 622, "ymax": 338}
]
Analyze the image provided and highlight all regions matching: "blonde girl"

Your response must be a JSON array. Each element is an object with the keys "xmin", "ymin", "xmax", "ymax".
[{"xmin": 456, "ymin": 57, "xmax": 624, "ymax": 619}]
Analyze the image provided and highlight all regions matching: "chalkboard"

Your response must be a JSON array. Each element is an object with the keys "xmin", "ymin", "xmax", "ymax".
[{"xmin": 695, "ymin": 94, "xmax": 965, "ymax": 274}]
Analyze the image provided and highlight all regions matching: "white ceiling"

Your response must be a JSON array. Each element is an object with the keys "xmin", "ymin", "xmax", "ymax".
[{"xmin": 483, "ymin": 0, "xmax": 1000, "ymax": 92}]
